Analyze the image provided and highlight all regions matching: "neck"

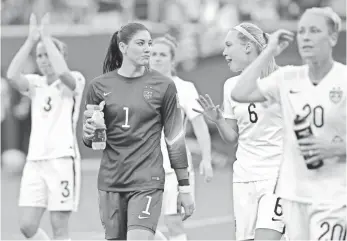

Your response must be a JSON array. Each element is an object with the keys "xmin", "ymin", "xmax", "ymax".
[
  {"xmin": 46, "ymin": 74, "xmax": 59, "ymax": 84},
  {"xmin": 307, "ymin": 55, "xmax": 334, "ymax": 84},
  {"xmin": 118, "ymin": 58, "xmax": 145, "ymax": 78}
]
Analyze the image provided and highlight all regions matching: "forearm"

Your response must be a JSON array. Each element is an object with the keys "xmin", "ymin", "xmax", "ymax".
[
  {"xmin": 192, "ymin": 118, "xmax": 212, "ymax": 162},
  {"xmin": 82, "ymin": 135, "xmax": 92, "ymax": 148},
  {"xmin": 41, "ymin": 37, "xmax": 76, "ymax": 90},
  {"xmin": 231, "ymin": 48, "xmax": 274, "ymax": 101},
  {"xmin": 174, "ymin": 168, "xmax": 190, "ymax": 183},
  {"xmin": 215, "ymin": 119, "xmax": 238, "ymax": 144},
  {"xmin": 7, "ymin": 39, "xmax": 34, "ymax": 79}
]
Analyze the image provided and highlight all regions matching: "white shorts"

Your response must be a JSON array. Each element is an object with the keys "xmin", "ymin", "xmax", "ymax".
[
  {"xmin": 233, "ymin": 179, "xmax": 285, "ymax": 240},
  {"xmin": 162, "ymin": 171, "xmax": 195, "ymax": 215},
  {"xmin": 18, "ymin": 157, "xmax": 78, "ymax": 211},
  {"xmin": 282, "ymin": 199, "xmax": 346, "ymax": 240}
]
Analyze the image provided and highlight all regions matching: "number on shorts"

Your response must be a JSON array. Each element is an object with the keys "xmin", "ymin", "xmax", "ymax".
[
  {"xmin": 273, "ymin": 197, "xmax": 283, "ymax": 217},
  {"xmin": 61, "ymin": 180, "xmax": 70, "ymax": 198},
  {"xmin": 142, "ymin": 195, "xmax": 152, "ymax": 215},
  {"xmin": 318, "ymin": 221, "xmax": 346, "ymax": 241}
]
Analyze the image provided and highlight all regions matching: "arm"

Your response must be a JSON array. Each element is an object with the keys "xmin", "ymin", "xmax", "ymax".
[
  {"xmin": 83, "ymin": 81, "xmax": 103, "ymax": 148},
  {"xmin": 40, "ymin": 36, "xmax": 76, "ymax": 91},
  {"xmin": 230, "ymin": 48, "xmax": 274, "ymax": 103},
  {"xmin": 6, "ymin": 40, "xmax": 35, "ymax": 93},
  {"xmin": 161, "ymin": 83, "xmax": 190, "ymax": 184},
  {"xmin": 191, "ymin": 115, "xmax": 212, "ymax": 162},
  {"xmin": 215, "ymin": 118, "xmax": 238, "ymax": 144}
]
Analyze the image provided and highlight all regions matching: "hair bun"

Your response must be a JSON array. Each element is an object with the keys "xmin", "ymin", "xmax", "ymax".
[
  {"xmin": 163, "ymin": 34, "xmax": 178, "ymax": 48},
  {"xmin": 263, "ymin": 32, "xmax": 270, "ymax": 44}
]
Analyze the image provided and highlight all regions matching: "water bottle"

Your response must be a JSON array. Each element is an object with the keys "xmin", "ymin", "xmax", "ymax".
[
  {"xmin": 92, "ymin": 102, "xmax": 106, "ymax": 150},
  {"xmin": 293, "ymin": 114, "xmax": 323, "ymax": 169}
]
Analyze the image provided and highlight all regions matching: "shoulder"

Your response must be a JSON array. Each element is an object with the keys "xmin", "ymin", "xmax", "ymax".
[
  {"xmin": 277, "ymin": 65, "xmax": 306, "ymax": 81},
  {"xmin": 173, "ymin": 76, "xmax": 196, "ymax": 91},
  {"xmin": 224, "ymin": 76, "xmax": 239, "ymax": 92},
  {"xmin": 333, "ymin": 61, "xmax": 347, "ymax": 73},
  {"xmin": 70, "ymin": 71, "xmax": 86, "ymax": 83},
  {"xmin": 149, "ymin": 69, "xmax": 173, "ymax": 84},
  {"xmin": 24, "ymin": 74, "xmax": 45, "ymax": 86}
]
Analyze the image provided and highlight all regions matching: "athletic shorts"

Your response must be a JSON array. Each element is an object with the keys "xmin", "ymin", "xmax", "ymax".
[
  {"xmin": 18, "ymin": 157, "xmax": 77, "ymax": 211},
  {"xmin": 162, "ymin": 171, "xmax": 196, "ymax": 215},
  {"xmin": 98, "ymin": 189, "xmax": 163, "ymax": 240},
  {"xmin": 281, "ymin": 199, "xmax": 346, "ymax": 240},
  {"xmin": 233, "ymin": 179, "xmax": 285, "ymax": 240}
]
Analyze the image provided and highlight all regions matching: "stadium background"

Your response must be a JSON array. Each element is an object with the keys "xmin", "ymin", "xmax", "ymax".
[{"xmin": 1, "ymin": 0, "xmax": 346, "ymax": 239}]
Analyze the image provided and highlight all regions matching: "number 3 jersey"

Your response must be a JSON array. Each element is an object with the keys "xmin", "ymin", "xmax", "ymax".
[
  {"xmin": 22, "ymin": 71, "xmax": 85, "ymax": 161},
  {"xmin": 223, "ymin": 76, "xmax": 283, "ymax": 183},
  {"xmin": 257, "ymin": 62, "xmax": 346, "ymax": 204}
]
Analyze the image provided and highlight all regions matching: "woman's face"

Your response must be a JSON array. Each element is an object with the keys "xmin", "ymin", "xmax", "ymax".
[
  {"xmin": 150, "ymin": 42, "xmax": 173, "ymax": 75},
  {"xmin": 36, "ymin": 42, "xmax": 54, "ymax": 76},
  {"xmin": 297, "ymin": 12, "xmax": 336, "ymax": 62},
  {"xmin": 123, "ymin": 30, "xmax": 152, "ymax": 66},
  {"xmin": 222, "ymin": 30, "xmax": 250, "ymax": 73}
]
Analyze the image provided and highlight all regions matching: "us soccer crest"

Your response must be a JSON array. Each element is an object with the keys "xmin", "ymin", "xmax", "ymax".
[
  {"xmin": 329, "ymin": 87, "xmax": 343, "ymax": 104},
  {"xmin": 143, "ymin": 86, "xmax": 153, "ymax": 100}
]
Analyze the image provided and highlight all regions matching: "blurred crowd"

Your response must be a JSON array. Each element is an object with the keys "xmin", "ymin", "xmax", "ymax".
[{"xmin": 2, "ymin": 0, "xmax": 346, "ymax": 26}]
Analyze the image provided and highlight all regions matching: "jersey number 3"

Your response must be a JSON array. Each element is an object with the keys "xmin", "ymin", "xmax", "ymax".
[
  {"xmin": 44, "ymin": 97, "xmax": 52, "ymax": 112},
  {"xmin": 248, "ymin": 103, "xmax": 258, "ymax": 123}
]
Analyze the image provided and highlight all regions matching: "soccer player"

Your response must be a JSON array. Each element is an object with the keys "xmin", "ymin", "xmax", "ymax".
[
  {"xmin": 82, "ymin": 23, "xmax": 195, "ymax": 240},
  {"xmin": 6, "ymin": 13, "xmax": 85, "ymax": 240},
  {"xmin": 150, "ymin": 34, "xmax": 213, "ymax": 240},
  {"xmin": 230, "ymin": 7, "xmax": 346, "ymax": 240},
  {"xmin": 195, "ymin": 23, "xmax": 286, "ymax": 240}
]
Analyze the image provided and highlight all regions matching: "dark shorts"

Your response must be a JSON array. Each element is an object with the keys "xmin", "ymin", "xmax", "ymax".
[{"xmin": 98, "ymin": 189, "xmax": 163, "ymax": 240}]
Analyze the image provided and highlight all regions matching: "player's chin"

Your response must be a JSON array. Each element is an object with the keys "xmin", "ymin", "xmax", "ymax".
[{"xmin": 138, "ymin": 59, "xmax": 150, "ymax": 66}]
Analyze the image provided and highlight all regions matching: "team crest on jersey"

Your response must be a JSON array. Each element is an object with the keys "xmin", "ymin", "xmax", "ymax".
[
  {"xmin": 329, "ymin": 87, "xmax": 343, "ymax": 103},
  {"xmin": 143, "ymin": 86, "xmax": 153, "ymax": 100}
]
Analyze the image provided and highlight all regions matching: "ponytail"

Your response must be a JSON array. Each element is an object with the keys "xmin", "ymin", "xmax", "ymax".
[
  {"xmin": 260, "ymin": 32, "xmax": 278, "ymax": 78},
  {"xmin": 103, "ymin": 31, "xmax": 123, "ymax": 74}
]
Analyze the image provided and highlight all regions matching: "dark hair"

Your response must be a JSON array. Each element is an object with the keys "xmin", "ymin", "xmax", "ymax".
[{"xmin": 103, "ymin": 23, "xmax": 149, "ymax": 74}]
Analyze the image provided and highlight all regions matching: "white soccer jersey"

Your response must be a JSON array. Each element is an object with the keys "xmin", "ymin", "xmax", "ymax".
[
  {"xmin": 257, "ymin": 62, "xmax": 346, "ymax": 204},
  {"xmin": 161, "ymin": 76, "xmax": 202, "ymax": 173},
  {"xmin": 223, "ymin": 76, "xmax": 283, "ymax": 182},
  {"xmin": 22, "ymin": 71, "xmax": 85, "ymax": 161}
]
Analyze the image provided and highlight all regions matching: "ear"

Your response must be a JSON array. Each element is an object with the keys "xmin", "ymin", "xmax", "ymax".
[
  {"xmin": 329, "ymin": 32, "xmax": 338, "ymax": 47},
  {"xmin": 244, "ymin": 42, "xmax": 252, "ymax": 54},
  {"xmin": 119, "ymin": 42, "xmax": 128, "ymax": 54}
]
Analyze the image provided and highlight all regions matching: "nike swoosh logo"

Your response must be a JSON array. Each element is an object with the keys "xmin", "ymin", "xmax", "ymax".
[
  {"xmin": 272, "ymin": 217, "xmax": 282, "ymax": 222},
  {"xmin": 289, "ymin": 90, "xmax": 300, "ymax": 94},
  {"xmin": 138, "ymin": 215, "xmax": 149, "ymax": 219},
  {"xmin": 103, "ymin": 92, "xmax": 111, "ymax": 96}
]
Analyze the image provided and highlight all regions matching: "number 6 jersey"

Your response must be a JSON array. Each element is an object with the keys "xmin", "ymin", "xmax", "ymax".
[
  {"xmin": 22, "ymin": 71, "xmax": 85, "ymax": 161},
  {"xmin": 223, "ymin": 76, "xmax": 283, "ymax": 183},
  {"xmin": 257, "ymin": 62, "xmax": 346, "ymax": 204}
]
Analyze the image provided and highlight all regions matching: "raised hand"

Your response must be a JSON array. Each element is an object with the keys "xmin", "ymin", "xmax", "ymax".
[
  {"xmin": 39, "ymin": 12, "xmax": 51, "ymax": 38},
  {"xmin": 28, "ymin": 13, "xmax": 40, "ymax": 43},
  {"xmin": 193, "ymin": 94, "xmax": 224, "ymax": 124},
  {"xmin": 267, "ymin": 29, "xmax": 295, "ymax": 56}
]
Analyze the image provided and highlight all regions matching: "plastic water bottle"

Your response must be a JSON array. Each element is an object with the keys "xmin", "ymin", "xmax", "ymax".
[
  {"xmin": 293, "ymin": 114, "xmax": 323, "ymax": 169},
  {"xmin": 92, "ymin": 102, "xmax": 106, "ymax": 150}
]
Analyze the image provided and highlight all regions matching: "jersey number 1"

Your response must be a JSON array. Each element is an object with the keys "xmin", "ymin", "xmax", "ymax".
[{"xmin": 122, "ymin": 107, "xmax": 130, "ymax": 128}]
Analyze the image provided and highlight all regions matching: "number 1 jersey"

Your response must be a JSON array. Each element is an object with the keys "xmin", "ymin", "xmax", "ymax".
[{"xmin": 23, "ymin": 72, "xmax": 85, "ymax": 161}]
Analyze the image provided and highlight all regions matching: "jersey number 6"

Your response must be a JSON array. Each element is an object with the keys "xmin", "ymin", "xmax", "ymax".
[{"xmin": 248, "ymin": 103, "xmax": 258, "ymax": 123}]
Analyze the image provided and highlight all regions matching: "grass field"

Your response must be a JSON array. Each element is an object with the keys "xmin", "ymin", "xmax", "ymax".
[{"xmin": 1, "ymin": 155, "xmax": 236, "ymax": 240}]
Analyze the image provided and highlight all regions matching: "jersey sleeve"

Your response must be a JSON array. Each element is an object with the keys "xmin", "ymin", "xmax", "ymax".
[
  {"xmin": 223, "ymin": 79, "xmax": 237, "ymax": 119},
  {"xmin": 85, "ymin": 80, "xmax": 103, "ymax": 105},
  {"xmin": 71, "ymin": 71, "xmax": 86, "ymax": 96},
  {"xmin": 181, "ymin": 82, "xmax": 201, "ymax": 121},
  {"xmin": 257, "ymin": 68, "xmax": 283, "ymax": 104},
  {"xmin": 161, "ymin": 82, "xmax": 189, "ymax": 170},
  {"xmin": 21, "ymin": 74, "xmax": 42, "ymax": 98}
]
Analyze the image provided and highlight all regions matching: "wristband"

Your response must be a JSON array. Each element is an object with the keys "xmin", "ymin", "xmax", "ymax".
[
  {"xmin": 178, "ymin": 179, "xmax": 189, "ymax": 186},
  {"xmin": 178, "ymin": 185, "xmax": 192, "ymax": 193}
]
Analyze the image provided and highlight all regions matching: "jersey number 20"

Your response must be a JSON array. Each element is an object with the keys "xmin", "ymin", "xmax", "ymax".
[{"xmin": 248, "ymin": 103, "xmax": 258, "ymax": 123}]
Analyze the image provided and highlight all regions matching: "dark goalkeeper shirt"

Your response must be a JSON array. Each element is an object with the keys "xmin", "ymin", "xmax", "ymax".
[{"xmin": 84, "ymin": 69, "xmax": 188, "ymax": 192}]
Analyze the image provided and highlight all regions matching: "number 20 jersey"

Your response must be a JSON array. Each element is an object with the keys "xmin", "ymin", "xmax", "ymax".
[
  {"xmin": 223, "ymin": 76, "xmax": 283, "ymax": 183},
  {"xmin": 257, "ymin": 62, "xmax": 346, "ymax": 204},
  {"xmin": 22, "ymin": 72, "xmax": 85, "ymax": 161}
]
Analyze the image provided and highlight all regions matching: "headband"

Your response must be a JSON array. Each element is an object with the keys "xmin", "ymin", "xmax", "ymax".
[{"xmin": 233, "ymin": 25, "xmax": 262, "ymax": 47}]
